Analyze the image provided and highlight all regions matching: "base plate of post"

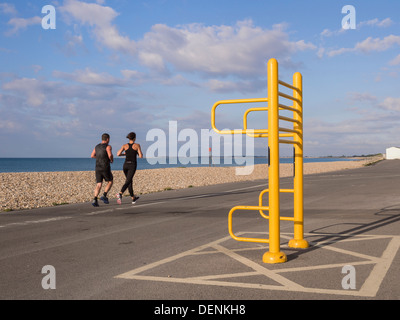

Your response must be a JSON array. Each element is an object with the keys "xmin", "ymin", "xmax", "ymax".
[
  {"xmin": 262, "ymin": 251, "xmax": 287, "ymax": 264},
  {"xmin": 288, "ymin": 239, "xmax": 309, "ymax": 249}
]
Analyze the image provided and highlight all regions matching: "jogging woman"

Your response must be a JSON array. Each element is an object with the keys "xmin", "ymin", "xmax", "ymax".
[{"xmin": 116, "ymin": 132, "xmax": 143, "ymax": 204}]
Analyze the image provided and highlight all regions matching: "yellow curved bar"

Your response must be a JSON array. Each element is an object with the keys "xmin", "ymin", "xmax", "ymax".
[
  {"xmin": 228, "ymin": 206, "xmax": 270, "ymax": 243},
  {"xmin": 211, "ymin": 98, "xmax": 268, "ymax": 135},
  {"xmin": 243, "ymin": 107, "xmax": 269, "ymax": 138},
  {"xmin": 258, "ymin": 189, "xmax": 295, "ymax": 219},
  {"xmin": 258, "ymin": 189, "xmax": 270, "ymax": 218}
]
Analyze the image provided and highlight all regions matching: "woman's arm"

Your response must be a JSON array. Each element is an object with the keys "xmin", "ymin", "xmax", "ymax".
[
  {"xmin": 136, "ymin": 144, "xmax": 143, "ymax": 158},
  {"xmin": 117, "ymin": 144, "xmax": 127, "ymax": 157}
]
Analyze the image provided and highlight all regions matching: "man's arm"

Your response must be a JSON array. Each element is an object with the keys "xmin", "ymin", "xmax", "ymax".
[
  {"xmin": 106, "ymin": 145, "xmax": 114, "ymax": 163},
  {"xmin": 91, "ymin": 148, "xmax": 96, "ymax": 158}
]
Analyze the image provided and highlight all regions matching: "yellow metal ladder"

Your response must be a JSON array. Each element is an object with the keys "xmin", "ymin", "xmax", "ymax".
[{"xmin": 211, "ymin": 58, "xmax": 309, "ymax": 264}]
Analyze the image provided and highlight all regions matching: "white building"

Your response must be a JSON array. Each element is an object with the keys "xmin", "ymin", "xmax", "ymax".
[{"xmin": 386, "ymin": 147, "xmax": 400, "ymax": 160}]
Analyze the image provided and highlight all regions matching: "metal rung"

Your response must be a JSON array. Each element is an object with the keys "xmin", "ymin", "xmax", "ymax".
[
  {"xmin": 278, "ymin": 80, "xmax": 301, "ymax": 92},
  {"xmin": 280, "ymin": 189, "xmax": 295, "ymax": 193},
  {"xmin": 279, "ymin": 92, "xmax": 301, "ymax": 104},
  {"xmin": 279, "ymin": 133, "xmax": 294, "ymax": 137},
  {"xmin": 279, "ymin": 115, "xmax": 301, "ymax": 124},
  {"xmin": 279, "ymin": 139, "xmax": 300, "ymax": 145},
  {"xmin": 279, "ymin": 127, "xmax": 301, "ymax": 134},
  {"xmin": 279, "ymin": 104, "xmax": 299, "ymax": 113}
]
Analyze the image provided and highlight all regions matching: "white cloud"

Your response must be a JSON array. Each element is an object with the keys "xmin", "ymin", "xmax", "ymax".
[
  {"xmin": 137, "ymin": 20, "xmax": 316, "ymax": 77},
  {"xmin": 60, "ymin": 0, "xmax": 136, "ymax": 54},
  {"xmin": 59, "ymin": 3, "xmax": 315, "ymax": 78},
  {"xmin": 2, "ymin": 78, "xmax": 50, "ymax": 106},
  {"xmin": 389, "ymin": 54, "xmax": 400, "ymax": 66},
  {"xmin": 206, "ymin": 78, "xmax": 264, "ymax": 93},
  {"xmin": 358, "ymin": 18, "xmax": 394, "ymax": 28},
  {"xmin": 326, "ymin": 47, "xmax": 353, "ymax": 57},
  {"xmin": 320, "ymin": 17, "xmax": 393, "ymax": 40},
  {"xmin": 0, "ymin": 3, "xmax": 17, "ymax": 15},
  {"xmin": 0, "ymin": 119, "xmax": 19, "ymax": 130},
  {"xmin": 355, "ymin": 35, "xmax": 400, "ymax": 53},
  {"xmin": 326, "ymin": 35, "xmax": 400, "ymax": 57},
  {"xmin": 5, "ymin": 16, "xmax": 41, "ymax": 35},
  {"xmin": 347, "ymin": 92, "xmax": 377, "ymax": 103},
  {"xmin": 53, "ymin": 68, "xmax": 126, "ymax": 86},
  {"xmin": 121, "ymin": 69, "xmax": 145, "ymax": 80},
  {"xmin": 319, "ymin": 28, "xmax": 346, "ymax": 38},
  {"xmin": 379, "ymin": 97, "xmax": 400, "ymax": 111},
  {"xmin": 304, "ymin": 93, "xmax": 400, "ymax": 155},
  {"xmin": 61, "ymin": 30, "xmax": 85, "ymax": 55}
]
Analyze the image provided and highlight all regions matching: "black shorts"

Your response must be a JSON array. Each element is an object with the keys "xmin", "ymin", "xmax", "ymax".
[{"xmin": 95, "ymin": 167, "xmax": 113, "ymax": 183}]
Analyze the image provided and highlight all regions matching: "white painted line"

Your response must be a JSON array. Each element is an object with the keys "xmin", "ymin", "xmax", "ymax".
[
  {"xmin": 212, "ymin": 243, "xmax": 304, "ymax": 289},
  {"xmin": 359, "ymin": 236, "xmax": 400, "ymax": 297},
  {"xmin": 310, "ymin": 241, "xmax": 381, "ymax": 262},
  {"xmin": 84, "ymin": 209, "xmax": 114, "ymax": 216},
  {"xmin": 224, "ymin": 183, "xmax": 266, "ymax": 193},
  {"xmin": 0, "ymin": 216, "xmax": 72, "ymax": 228},
  {"xmin": 276, "ymin": 260, "xmax": 376, "ymax": 274},
  {"xmin": 188, "ymin": 271, "xmax": 259, "ymax": 281},
  {"xmin": 84, "ymin": 183, "xmax": 267, "ymax": 216},
  {"xmin": 115, "ymin": 232, "xmax": 400, "ymax": 298},
  {"xmin": 115, "ymin": 235, "xmax": 233, "ymax": 279},
  {"xmin": 131, "ymin": 201, "xmax": 168, "ymax": 208}
]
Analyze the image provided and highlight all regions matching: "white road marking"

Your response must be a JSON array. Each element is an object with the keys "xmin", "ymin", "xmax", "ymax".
[
  {"xmin": 359, "ymin": 235, "xmax": 400, "ymax": 297},
  {"xmin": 84, "ymin": 183, "xmax": 267, "ymax": 215},
  {"xmin": 212, "ymin": 243, "xmax": 304, "ymax": 289},
  {"xmin": 0, "ymin": 216, "xmax": 72, "ymax": 228},
  {"xmin": 116, "ymin": 232, "xmax": 400, "ymax": 297}
]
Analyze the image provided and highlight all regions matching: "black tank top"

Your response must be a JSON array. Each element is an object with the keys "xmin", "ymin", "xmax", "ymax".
[
  {"xmin": 125, "ymin": 143, "xmax": 138, "ymax": 163},
  {"xmin": 95, "ymin": 143, "xmax": 110, "ymax": 170}
]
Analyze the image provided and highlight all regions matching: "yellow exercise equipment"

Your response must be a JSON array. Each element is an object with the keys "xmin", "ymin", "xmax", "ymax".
[{"xmin": 211, "ymin": 58, "xmax": 309, "ymax": 264}]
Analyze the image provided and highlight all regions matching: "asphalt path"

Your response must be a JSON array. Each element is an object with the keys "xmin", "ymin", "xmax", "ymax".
[{"xmin": 0, "ymin": 160, "xmax": 399, "ymax": 302}]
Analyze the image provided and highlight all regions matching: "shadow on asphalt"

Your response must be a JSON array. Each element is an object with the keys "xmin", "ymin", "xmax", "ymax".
[{"xmin": 284, "ymin": 205, "xmax": 400, "ymax": 262}]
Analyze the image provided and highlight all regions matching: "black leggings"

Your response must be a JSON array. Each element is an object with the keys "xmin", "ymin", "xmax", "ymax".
[{"xmin": 120, "ymin": 162, "xmax": 137, "ymax": 197}]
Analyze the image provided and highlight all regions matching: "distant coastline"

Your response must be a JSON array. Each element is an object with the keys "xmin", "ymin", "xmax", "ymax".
[{"xmin": 0, "ymin": 156, "xmax": 362, "ymax": 173}]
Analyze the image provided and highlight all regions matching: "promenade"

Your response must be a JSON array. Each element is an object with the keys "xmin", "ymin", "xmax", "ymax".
[{"xmin": 0, "ymin": 159, "xmax": 398, "ymax": 301}]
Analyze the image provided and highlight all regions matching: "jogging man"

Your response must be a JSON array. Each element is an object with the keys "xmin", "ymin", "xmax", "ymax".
[{"xmin": 91, "ymin": 133, "xmax": 113, "ymax": 207}]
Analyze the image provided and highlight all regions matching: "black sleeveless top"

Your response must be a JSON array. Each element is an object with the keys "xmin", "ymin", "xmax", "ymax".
[
  {"xmin": 125, "ymin": 143, "xmax": 138, "ymax": 164},
  {"xmin": 95, "ymin": 143, "xmax": 110, "ymax": 170}
]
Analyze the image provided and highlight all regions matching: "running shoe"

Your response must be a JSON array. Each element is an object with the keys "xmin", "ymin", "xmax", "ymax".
[
  {"xmin": 132, "ymin": 196, "xmax": 140, "ymax": 204},
  {"xmin": 100, "ymin": 195, "xmax": 109, "ymax": 204},
  {"xmin": 116, "ymin": 193, "xmax": 122, "ymax": 204},
  {"xmin": 92, "ymin": 199, "xmax": 99, "ymax": 207}
]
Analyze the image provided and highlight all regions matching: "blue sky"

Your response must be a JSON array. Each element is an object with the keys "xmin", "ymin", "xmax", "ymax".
[{"xmin": 0, "ymin": 0, "xmax": 399, "ymax": 158}]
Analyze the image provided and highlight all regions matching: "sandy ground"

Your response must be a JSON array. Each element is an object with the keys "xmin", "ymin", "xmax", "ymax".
[{"xmin": 0, "ymin": 156, "xmax": 383, "ymax": 211}]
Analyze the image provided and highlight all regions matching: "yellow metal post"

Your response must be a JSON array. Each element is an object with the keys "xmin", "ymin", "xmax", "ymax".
[
  {"xmin": 262, "ymin": 58, "xmax": 287, "ymax": 264},
  {"xmin": 288, "ymin": 72, "xmax": 309, "ymax": 249}
]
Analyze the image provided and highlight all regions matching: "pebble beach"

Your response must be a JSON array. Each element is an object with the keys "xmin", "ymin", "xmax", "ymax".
[{"xmin": 0, "ymin": 156, "xmax": 383, "ymax": 211}]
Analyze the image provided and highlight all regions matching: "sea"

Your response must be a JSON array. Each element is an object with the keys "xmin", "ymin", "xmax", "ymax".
[{"xmin": 0, "ymin": 157, "xmax": 356, "ymax": 173}]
